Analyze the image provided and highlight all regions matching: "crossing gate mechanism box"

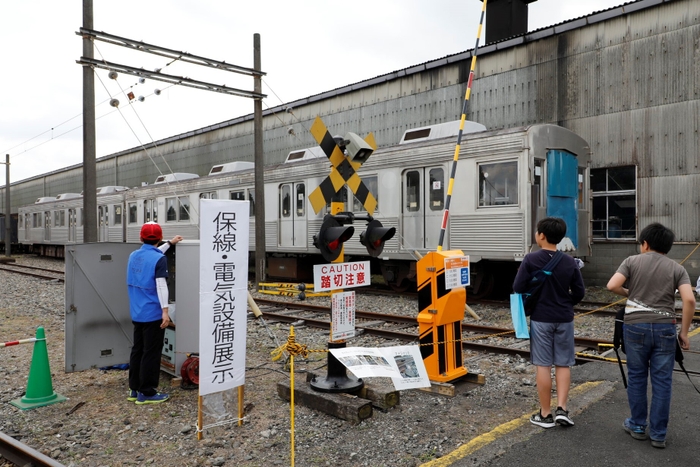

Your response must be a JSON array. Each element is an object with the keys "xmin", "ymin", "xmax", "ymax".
[{"xmin": 65, "ymin": 242, "xmax": 201, "ymax": 377}]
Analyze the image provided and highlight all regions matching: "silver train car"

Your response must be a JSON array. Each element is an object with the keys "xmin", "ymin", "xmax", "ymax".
[{"xmin": 18, "ymin": 121, "xmax": 591, "ymax": 296}]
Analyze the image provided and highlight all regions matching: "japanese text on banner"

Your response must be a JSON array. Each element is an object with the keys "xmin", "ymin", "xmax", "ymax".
[{"xmin": 199, "ymin": 200, "xmax": 249, "ymax": 396}]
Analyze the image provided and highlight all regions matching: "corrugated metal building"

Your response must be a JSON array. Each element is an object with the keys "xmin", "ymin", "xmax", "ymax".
[{"xmin": 2, "ymin": 0, "xmax": 699, "ymax": 284}]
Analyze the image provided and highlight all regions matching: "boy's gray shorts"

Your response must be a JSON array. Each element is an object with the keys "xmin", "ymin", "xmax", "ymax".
[{"xmin": 529, "ymin": 320, "xmax": 575, "ymax": 367}]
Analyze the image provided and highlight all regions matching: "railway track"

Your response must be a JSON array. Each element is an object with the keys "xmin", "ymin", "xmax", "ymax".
[
  {"xmin": 253, "ymin": 298, "xmax": 613, "ymax": 365},
  {"xmin": 0, "ymin": 263, "xmax": 65, "ymax": 282},
  {"xmin": 0, "ymin": 430, "xmax": 64, "ymax": 467},
  {"xmin": 254, "ymin": 298, "xmax": 700, "ymax": 377}
]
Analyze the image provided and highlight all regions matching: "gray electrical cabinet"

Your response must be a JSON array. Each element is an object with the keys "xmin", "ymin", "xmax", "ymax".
[{"xmin": 65, "ymin": 241, "xmax": 200, "ymax": 377}]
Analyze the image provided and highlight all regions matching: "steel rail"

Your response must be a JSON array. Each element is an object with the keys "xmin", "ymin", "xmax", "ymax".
[
  {"xmin": 0, "ymin": 266, "xmax": 65, "ymax": 282},
  {"xmin": 0, "ymin": 430, "xmax": 65, "ymax": 467},
  {"xmin": 4, "ymin": 263, "xmax": 65, "ymax": 274}
]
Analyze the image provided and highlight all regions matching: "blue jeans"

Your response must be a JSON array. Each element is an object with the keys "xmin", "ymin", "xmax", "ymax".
[{"xmin": 624, "ymin": 322, "xmax": 676, "ymax": 441}]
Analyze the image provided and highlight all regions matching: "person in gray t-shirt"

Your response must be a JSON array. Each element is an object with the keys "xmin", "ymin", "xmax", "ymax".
[{"xmin": 607, "ymin": 222, "xmax": 695, "ymax": 448}]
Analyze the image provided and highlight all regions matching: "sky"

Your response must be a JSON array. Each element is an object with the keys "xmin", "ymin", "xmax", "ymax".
[{"xmin": 0, "ymin": 0, "xmax": 627, "ymax": 186}]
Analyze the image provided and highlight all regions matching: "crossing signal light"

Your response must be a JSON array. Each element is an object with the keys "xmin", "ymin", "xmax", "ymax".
[
  {"xmin": 313, "ymin": 215, "xmax": 355, "ymax": 262},
  {"xmin": 360, "ymin": 219, "xmax": 396, "ymax": 257}
]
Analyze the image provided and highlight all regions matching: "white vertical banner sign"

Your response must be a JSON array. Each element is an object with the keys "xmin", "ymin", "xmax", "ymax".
[{"xmin": 199, "ymin": 200, "xmax": 250, "ymax": 396}]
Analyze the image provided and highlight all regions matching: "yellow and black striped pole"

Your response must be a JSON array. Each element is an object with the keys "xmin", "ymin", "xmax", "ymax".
[
  {"xmin": 417, "ymin": 0, "xmax": 487, "ymax": 383},
  {"xmin": 436, "ymin": 0, "xmax": 487, "ymax": 251}
]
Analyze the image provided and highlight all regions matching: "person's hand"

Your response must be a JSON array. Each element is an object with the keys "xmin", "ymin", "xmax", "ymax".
[
  {"xmin": 161, "ymin": 310, "xmax": 171, "ymax": 329},
  {"xmin": 679, "ymin": 332, "xmax": 690, "ymax": 351},
  {"xmin": 170, "ymin": 235, "xmax": 183, "ymax": 245}
]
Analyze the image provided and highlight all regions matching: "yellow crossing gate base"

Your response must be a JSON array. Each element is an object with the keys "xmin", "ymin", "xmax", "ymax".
[{"xmin": 417, "ymin": 251, "xmax": 468, "ymax": 383}]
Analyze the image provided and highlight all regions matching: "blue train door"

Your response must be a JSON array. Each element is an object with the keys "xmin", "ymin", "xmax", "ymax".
[{"xmin": 546, "ymin": 150, "xmax": 578, "ymax": 249}]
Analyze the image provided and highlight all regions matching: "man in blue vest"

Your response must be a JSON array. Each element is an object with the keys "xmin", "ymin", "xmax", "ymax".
[{"xmin": 127, "ymin": 222, "xmax": 182, "ymax": 404}]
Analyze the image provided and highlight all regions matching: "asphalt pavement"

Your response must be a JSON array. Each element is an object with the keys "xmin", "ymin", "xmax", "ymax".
[{"xmin": 423, "ymin": 330, "xmax": 700, "ymax": 467}]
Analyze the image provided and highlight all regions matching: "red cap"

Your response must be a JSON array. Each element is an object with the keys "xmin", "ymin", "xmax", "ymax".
[{"xmin": 140, "ymin": 222, "xmax": 163, "ymax": 241}]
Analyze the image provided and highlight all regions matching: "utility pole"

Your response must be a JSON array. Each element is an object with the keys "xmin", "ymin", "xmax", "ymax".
[
  {"xmin": 253, "ymin": 33, "xmax": 267, "ymax": 289},
  {"xmin": 82, "ymin": 0, "xmax": 97, "ymax": 243},
  {"xmin": 3, "ymin": 154, "xmax": 10, "ymax": 257}
]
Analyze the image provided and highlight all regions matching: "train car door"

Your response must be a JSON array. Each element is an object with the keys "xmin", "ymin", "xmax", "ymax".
[
  {"xmin": 98, "ymin": 205, "xmax": 108, "ymax": 242},
  {"xmin": 546, "ymin": 150, "xmax": 578, "ymax": 249},
  {"xmin": 23, "ymin": 213, "xmax": 30, "ymax": 241},
  {"xmin": 401, "ymin": 167, "xmax": 445, "ymax": 250},
  {"xmin": 278, "ymin": 182, "xmax": 306, "ymax": 248},
  {"xmin": 68, "ymin": 208, "xmax": 77, "ymax": 242},
  {"xmin": 44, "ymin": 211, "xmax": 51, "ymax": 241}
]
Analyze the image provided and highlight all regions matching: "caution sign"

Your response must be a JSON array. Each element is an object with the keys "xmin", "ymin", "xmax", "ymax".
[
  {"xmin": 307, "ymin": 116, "xmax": 378, "ymax": 215},
  {"xmin": 444, "ymin": 255, "xmax": 470, "ymax": 289}
]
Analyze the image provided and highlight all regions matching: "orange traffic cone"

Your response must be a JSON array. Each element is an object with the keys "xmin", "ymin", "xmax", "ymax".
[{"xmin": 10, "ymin": 327, "xmax": 66, "ymax": 410}]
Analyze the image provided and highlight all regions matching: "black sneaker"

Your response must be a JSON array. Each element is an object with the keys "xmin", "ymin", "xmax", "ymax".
[
  {"xmin": 530, "ymin": 411, "xmax": 556, "ymax": 428},
  {"xmin": 554, "ymin": 406, "xmax": 574, "ymax": 426}
]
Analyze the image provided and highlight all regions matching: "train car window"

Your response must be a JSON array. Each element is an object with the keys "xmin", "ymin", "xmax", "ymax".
[
  {"xmin": 200, "ymin": 191, "xmax": 218, "ymax": 199},
  {"xmin": 296, "ymin": 184, "xmax": 305, "ymax": 217},
  {"xmin": 534, "ymin": 160, "xmax": 544, "ymax": 207},
  {"xmin": 33, "ymin": 213, "xmax": 40, "ymax": 228},
  {"xmin": 166, "ymin": 198, "xmax": 177, "ymax": 222},
  {"xmin": 281, "ymin": 185, "xmax": 291, "ymax": 217},
  {"xmin": 54, "ymin": 211, "xmax": 60, "ymax": 227},
  {"xmin": 59, "ymin": 210, "xmax": 66, "ymax": 227},
  {"xmin": 591, "ymin": 166, "xmax": 636, "ymax": 240},
  {"xmin": 429, "ymin": 169, "xmax": 444, "ymax": 211},
  {"xmin": 478, "ymin": 161, "xmax": 518, "ymax": 207},
  {"xmin": 352, "ymin": 176, "xmax": 378, "ymax": 212},
  {"xmin": 114, "ymin": 205, "xmax": 122, "ymax": 225},
  {"xmin": 406, "ymin": 171, "xmax": 421, "ymax": 212},
  {"xmin": 179, "ymin": 196, "xmax": 190, "ymax": 221},
  {"xmin": 248, "ymin": 192, "xmax": 255, "ymax": 217},
  {"xmin": 229, "ymin": 191, "xmax": 245, "ymax": 201},
  {"xmin": 128, "ymin": 203, "xmax": 137, "ymax": 224}
]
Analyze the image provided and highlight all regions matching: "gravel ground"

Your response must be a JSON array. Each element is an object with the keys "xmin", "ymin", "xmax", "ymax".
[{"xmin": 0, "ymin": 255, "xmax": 669, "ymax": 467}]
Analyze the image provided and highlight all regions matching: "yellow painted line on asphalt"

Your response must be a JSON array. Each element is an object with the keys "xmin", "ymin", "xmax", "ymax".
[
  {"xmin": 689, "ymin": 327, "xmax": 700, "ymax": 337},
  {"xmin": 420, "ymin": 381, "xmax": 604, "ymax": 467}
]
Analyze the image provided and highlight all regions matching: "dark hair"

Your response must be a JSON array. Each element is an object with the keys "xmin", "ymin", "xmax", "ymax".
[
  {"xmin": 536, "ymin": 217, "xmax": 567, "ymax": 245},
  {"xmin": 638, "ymin": 222, "xmax": 674, "ymax": 254},
  {"xmin": 142, "ymin": 238, "xmax": 160, "ymax": 246}
]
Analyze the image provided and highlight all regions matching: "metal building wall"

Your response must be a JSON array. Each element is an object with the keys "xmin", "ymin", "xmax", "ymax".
[{"xmin": 3, "ymin": 0, "xmax": 698, "ymax": 284}]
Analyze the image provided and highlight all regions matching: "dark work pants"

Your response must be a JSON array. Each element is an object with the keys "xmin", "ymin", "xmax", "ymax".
[{"xmin": 129, "ymin": 320, "xmax": 165, "ymax": 396}]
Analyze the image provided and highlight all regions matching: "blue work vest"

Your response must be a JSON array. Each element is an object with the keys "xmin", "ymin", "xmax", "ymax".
[{"xmin": 127, "ymin": 244, "xmax": 167, "ymax": 322}]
